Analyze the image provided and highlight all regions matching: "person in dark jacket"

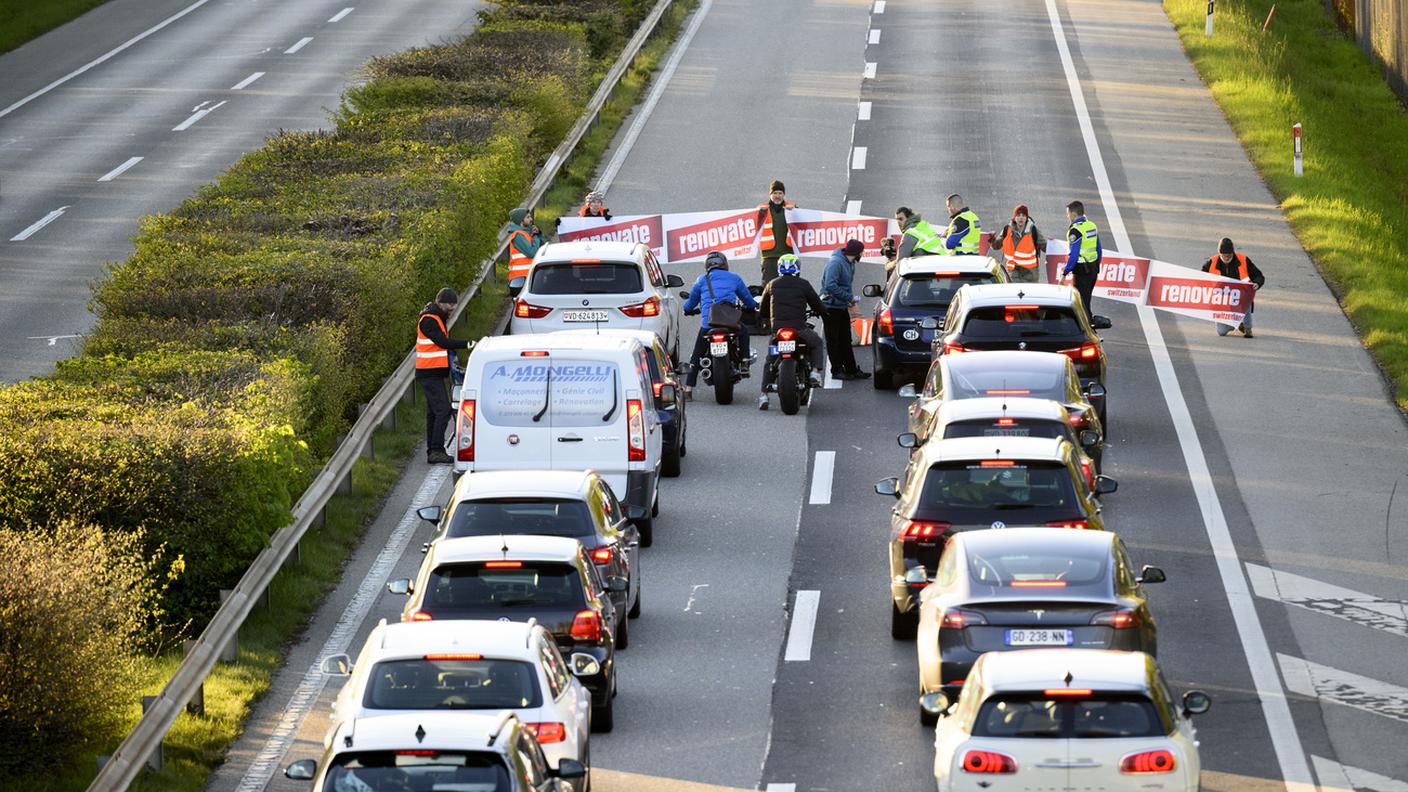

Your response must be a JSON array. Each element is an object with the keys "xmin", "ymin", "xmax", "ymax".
[
  {"xmin": 756, "ymin": 254, "xmax": 827, "ymax": 409},
  {"xmin": 756, "ymin": 180, "xmax": 796, "ymax": 284},
  {"xmin": 1202, "ymin": 237, "xmax": 1265, "ymax": 337},
  {"xmin": 415, "ymin": 288, "xmax": 474, "ymax": 464},
  {"xmin": 681, "ymin": 251, "xmax": 758, "ymax": 398},
  {"xmin": 819, "ymin": 239, "xmax": 869, "ymax": 380}
]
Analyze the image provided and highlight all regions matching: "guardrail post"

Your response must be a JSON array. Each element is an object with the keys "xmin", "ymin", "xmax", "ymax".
[
  {"xmin": 218, "ymin": 589, "xmax": 239, "ymax": 662},
  {"xmin": 183, "ymin": 640, "xmax": 205, "ymax": 715},
  {"xmin": 140, "ymin": 696, "xmax": 164, "ymax": 772}
]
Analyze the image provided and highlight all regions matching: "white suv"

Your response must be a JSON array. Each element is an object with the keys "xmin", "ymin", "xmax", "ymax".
[
  {"xmin": 508, "ymin": 240, "xmax": 684, "ymax": 360},
  {"xmin": 319, "ymin": 620, "xmax": 592, "ymax": 775}
]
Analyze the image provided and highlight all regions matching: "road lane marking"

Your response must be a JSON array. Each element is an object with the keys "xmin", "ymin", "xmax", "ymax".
[
  {"xmin": 858, "ymin": 101, "xmax": 871, "ymax": 121},
  {"xmin": 873, "ymin": 1, "xmax": 886, "ymax": 12},
  {"xmin": 823, "ymin": 369, "xmax": 842, "ymax": 389},
  {"xmin": 1312, "ymin": 755, "xmax": 1408, "ymax": 791},
  {"xmin": 172, "ymin": 100, "xmax": 226, "ymax": 131},
  {"xmin": 846, "ymin": 199, "xmax": 863, "ymax": 215},
  {"xmin": 809, "ymin": 451, "xmax": 835, "ymax": 505},
  {"xmin": 284, "ymin": 36, "xmax": 314, "ymax": 54},
  {"xmin": 766, "ymin": 785, "xmax": 797, "ymax": 792},
  {"xmin": 684, "ymin": 583, "xmax": 709, "ymax": 613},
  {"xmin": 868, "ymin": 28, "xmax": 882, "ymax": 44},
  {"xmin": 10, "ymin": 206, "xmax": 69, "ymax": 241},
  {"xmin": 863, "ymin": 62, "xmax": 877, "ymax": 79},
  {"xmin": 1246, "ymin": 563, "xmax": 1407, "ymax": 637},
  {"xmin": 1042, "ymin": 0, "xmax": 1316, "ymax": 787},
  {"xmin": 234, "ymin": 468, "xmax": 449, "ymax": 791},
  {"xmin": 851, "ymin": 147, "xmax": 867, "ymax": 170},
  {"xmin": 97, "ymin": 156, "xmax": 143, "ymax": 182},
  {"xmin": 1279, "ymin": 653, "xmax": 1408, "ymax": 724},
  {"xmin": 0, "ymin": 0, "xmax": 213, "ymax": 120},
  {"xmin": 597, "ymin": 0, "xmax": 714, "ymax": 192},
  {"xmin": 784, "ymin": 591, "xmax": 820, "ymax": 661},
  {"xmin": 328, "ymin": 7, "xmax": 354, "ymax": 22},
  {"xmin": 27, "ymin": 334, "xmax": 81, "ymax": 346},
  {"xmin": 230, "ymin": 71, "xmax": 264, "ymax": 90}
]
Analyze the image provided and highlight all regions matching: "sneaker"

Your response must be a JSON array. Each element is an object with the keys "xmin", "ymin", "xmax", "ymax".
[
  {"xmin": 1243, "ymin": 327, "xmax": 1254, "ymax": 338},
  {"xmin": 757, "ymin": 394, "xmax": 769, "ymax": 411},
  {"xmin": 681, "ymin": 386, "xmax": 694, "ymax": 401},
  {"xmin": 808, "ymin": 371, "xmax": 824, "ymax": 387},
  {"xmin": 427, "ymin": 450, "xmax": 454, "ymax": 465},
  {"xmin": 745, "ymin": 350, "xmax": 758, "ymax": 364},
  {"xmin": 849, "ymin": 369, "xmax": 872, "ymax": 380}
]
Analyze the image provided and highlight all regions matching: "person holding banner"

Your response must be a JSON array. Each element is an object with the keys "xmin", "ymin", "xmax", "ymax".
[
  {"xmin": 820, "ymin": 239, "xmax": 869, "ymax": 380},
  {"xmin": 941, "ymin": 194, "xmax": 983, "ymax": 255},
  {"xmin": 755, "ymin": 180, "xmax": 798, "ymax": 284},
  {"xmin": 577, "ymin": 190, "xmax": 612, "ymax": 220},
  {"xmin": 1064, "ymin": 201, "xmax": 1103, "ymax": 320},
  {"xmin": 506, "ymin": 207, "xmax": 545, "ymax": 280},
  {"xmin": 1202, "ymin": 237, "xmax": 1265, "ymax": 337},
  {"xmin": 988, "ymin": 204, "xmax": 1047, "ymax": 283}
]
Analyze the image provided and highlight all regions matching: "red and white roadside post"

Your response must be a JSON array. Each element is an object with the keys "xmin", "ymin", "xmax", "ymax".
[
  {"xmin": 1205, "ymin": 0, "xmax": 1215, "ymax": 36},
  {"xmin": 1293, "ymin": 123, "xmax": 1303, "ymax": 177}
]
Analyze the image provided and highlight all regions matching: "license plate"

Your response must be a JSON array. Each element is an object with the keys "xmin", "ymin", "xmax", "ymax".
[
  {"xmin": 984, "ymin": 428, "xmax": 1031, "ymax": 437},
  {"xmin": 562, "ymin": 310, "xmax": 610, "ymax": 322},
  {"xmin": 1005, "ymin": 629, "xmax": 1072, "ymax": 646},
  {"xmin": 709, "ymin": 341, "xmax": 729, "ymax": 355},
  {"xmin": 777, "ymin": 340, "xmax": 797, "ymax": 353}
]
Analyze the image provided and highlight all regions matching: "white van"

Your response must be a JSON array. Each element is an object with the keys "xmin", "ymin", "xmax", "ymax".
[{"xmin": 453, "ymin": 332, "xmax": 667, "ymax": 538}]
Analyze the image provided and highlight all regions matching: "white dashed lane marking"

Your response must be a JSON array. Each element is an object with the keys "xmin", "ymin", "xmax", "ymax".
[
  {"xmin": 97, "ymin": 156, "xmax": 143, "ymax": 182},
  {"xmin": 784, "ymin": 591, "xmax": 820, "ymax": 662}
]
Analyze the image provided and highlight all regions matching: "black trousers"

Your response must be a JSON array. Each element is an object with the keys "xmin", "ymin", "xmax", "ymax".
[
  {"xmin": 417, "ymin": 370, "xmax": 452, "ymax": 457},
  {"xmin": 822, "ymin": 307, "xmax": 858, "ymax": 374},
  {"xmin": 1072, "ymin": 263, "xmax": 1098, "ymax": 320},
  {"xmin": 760, "ymin": 257, "xmax": 780, "ymax": 285}
]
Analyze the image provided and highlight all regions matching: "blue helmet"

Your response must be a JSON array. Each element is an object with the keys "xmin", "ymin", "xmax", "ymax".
[{"xmin": 777, "ymin": 254, "xmax": 801, "ymax": 276}]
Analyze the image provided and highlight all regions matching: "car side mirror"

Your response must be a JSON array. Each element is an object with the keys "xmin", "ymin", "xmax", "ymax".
[
  {"xmin": 918, "ymin": 317, "xmax": 940, "ymax": 330},
  {"xmin": 897, "ymin": 432, "xmax": 920, "ymax": 449},
  {"xmin": 507, "ymin": 276, "xmax": 526, "ymax": 297},
  {"xmin": 1138, "ymin": 565, "xmax": 1167, "ymax": 584},
  {"xmin": 416, "ymin": 505, "xmax": 441, "ymax": 524},
  {"xmin": 904, "ymin": 566, "xmax": 929, "ymax": 586},
  {"xmin": 1091, "ymin": 315, "xmax": 1113, "ymax": 330},
  {"xmin": 862, "ymin": 284, "xmax": 883, "ymax": 297},
  {"xmin": 1079, "ymin": 429, "xmax": 1101, "ymax": 448},
  {"xmin": 678, "ymin": 290, "xmax": 690, "ymax": 300},
  {"xmin": 284, "ymin": 759, "xmax": 317, "ymax": 781},
  {"xmin": 626, "ymin": 505, "xmax": 649, "ymax": 522},
  {"xmin": 555, "ymin": 759, "xmax": 588, "ymax": 780},
  {"xmin": 569, "ymin": 653, "xmax": 600, "ymax": 677},
  {"xmin": 387, "ymin": 578, "xmax": 413, "ymax": 596},
  {"xmin": 666, "ymin": 274, "xmax": 684, "ymax": 288},
  {"xmin": 897, "ymin": 383, "xmax": 919, "ymax": 399},
  {"xmin": 1182, "ymin": 690, "xmax": 1211, "ymax": 716},
  {"xmin": 875, "ymin": 477, "xmax": 900, "ymax": 497},
  {"xmin": 919, "ymin": 691, "xmax": 952, "ymax": 718},
  {"xmin": 605, "ymin": 575, "xmax": 629, "ymax": 593},
  {"xmin": 1083, "ymin": 382, "xmax": 1106, "ymax": 399},
  {"xmin": 1095, "ymin": 475, "xmax": 1118, "ymax": 495},
  {"xmin": 320, "ymin": 653, "xmax": 353, "ymax": 676},
  {"xmin": 658, "ymin": 384, "xmax": 676, "ymax": 406}
]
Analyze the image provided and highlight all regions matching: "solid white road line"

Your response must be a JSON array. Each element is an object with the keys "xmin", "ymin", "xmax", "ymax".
[
  {"xmin": 1042, "ymin": 0, "xmax": 1316, "ymax": 788},
  {"xmin": 328, "ymin": 7, "xmax": 354, "ymax": 22},
  {"xmin": 846, "ymin": 199, "xmax": 863, "ymax": 215},
  {"xmin": 851, "ymin": 147, "xmax": 867, "ymax": 170},
  {"xmin": 172, "ymin": 100, "xmax": 226, "ymax": 131},
  {"xmin": 1312, "ymin": 755, "xmax": 1408, "ymax": 792},
  {"xmin": 230, "ymin": 71, "xmax": 264, "ymax": 90},
  {"xmin": 784, "ymin": 591, "xmax": 820, "ymax": 661},
  {"xmin": 284, "ymin": 36, "xmax": 314, "ymax": 54},
  {"xmin": 10, "ymin": 206, "xmax": 69, "ymax": 241},
  {"xmin": 0, "ymin": 0, "xmax": 213, "ymax": 119},
  {"xmin": 234, "ymin": 468, "xmax": 450, "ymax": 791},
  {"xmin": 863, "ymin": 62, "xmax": 877, "ymax": 79},
  {"xmin": 809, "ymin": 451, "xmax": 835, "ymax": 505},
  {"xmin": 596, "ymin": 0, "xmax": 714, "ymax": 192},
  {"xmin": 97, "ymin": 156, "xmax": 143, "ymax": 182},
  {"xmin": 766, "ymin": 785, "xmax": 798, "ymax": 792},
  {"xmin": 1246, "ymin": 562, "xmax": 1407, "ymax": 637},
  {"xmin": 868, "ymin": 28, "xmax": 882, "ymax": 44},
  {"xmin": 873, "ymin": 1, "xmax": 886, "ymax": 13},
  {"xmin": 858, "ymin": 101, "xmax": 871, "ymax": 121},
  {"xmin": 823, "ymin": 369, "xmax": 842, "ymax": 389},
  {"xmin": 1278, "ymin": 653, "xmax": 1408, "ymax": 724}
]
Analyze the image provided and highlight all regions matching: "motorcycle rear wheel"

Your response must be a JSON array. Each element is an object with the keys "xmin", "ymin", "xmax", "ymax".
[
  {"xmin": 712, "ymin": 354, "xmax": 734, "ymax": 404},
  {"xmin": 779, "ymin": 359, "xmax": 801, "ymax": 415}
]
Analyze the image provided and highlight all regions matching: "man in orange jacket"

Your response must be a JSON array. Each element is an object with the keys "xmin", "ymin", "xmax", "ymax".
[
  {"xmin": 1202, "ymin": 237, "xmax": 1265, "ymax": 338},
  {"xmin": 416, "ymin": 288, "xmax": 474, "ymax": 464},
  {"xmin": 756, "ymin": 180, "xmax": 797, "ymax": 284}
]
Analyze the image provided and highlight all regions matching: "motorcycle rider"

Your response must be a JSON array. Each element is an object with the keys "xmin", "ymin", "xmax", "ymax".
[
  {"xmin": 681, "ymin": 251, "xmax": 758, "ymax": 400},
  {"xmin": 756, "ymin": 254, "xmax": 827, "ymax": 410}
]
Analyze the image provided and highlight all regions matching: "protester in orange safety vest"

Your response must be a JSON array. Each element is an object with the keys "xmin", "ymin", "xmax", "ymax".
[
  {"xmin": 578, "ymin": 190, "xmax": 612, "ymax": 220},
  {"xmin": 417, "ymin": 287, "xmax": 474, "ymax": 464},
  {"xmin": 506, "ymin": 207, "xmax": 544, "ymax": 281},
  {"xmin": 1201, "ymin": 237, "xmax": 1265, "ymax": 338},
  {"xmin": 755, "ymin": 180, "xmax": 798, "ymax": 285},
  {"xmin": 987, "ymin": 204, "xmax": 1047, "ymax": 283}
]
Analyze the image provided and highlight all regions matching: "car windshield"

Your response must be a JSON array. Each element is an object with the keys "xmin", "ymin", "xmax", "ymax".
[
  {"xmin": 965, "ymin": 546, "xmax": 1110, "ymax": 591},
  {"xmin": 424, "ymin": 562, "xmax": 586, "ymax": 612},
  {"xmin": 898, "ymin": 274, "xmax": 993, "ymax": 308},
  {"xmin": 530, "ymin": 262, "xmax": 642, "ymax": 295},
  {"xmin": 479, "ymin": 359, "xmax": 619, "ymax": 428},
  {"xmin": 322, "ymin": 751, "xmax": 510, "ymax": 792},
  {"xmin": 948, "ymin": 368, "xmax": 1067, "ymax": 400},
  {"xmin": 364, "ymin": 658, "xmax": 540, "ymax": 710},
  {"xmin": 973, "ymin": 694, "xmax": 1171, "ymax": 738},
  {"xmin": 962, "ymin": 305, "xmax": 1084, "ymax": 337},
  {"xmin": 943, "ymin": 418, "xmax": 1068, "ymax": 441},
  {"xmin": 445, "ymin": 499, "xmax": 595, "ymax": 540},
  {"xmin": 917, "ymin": 462, "xmax": 1080, "ymax": 522}
]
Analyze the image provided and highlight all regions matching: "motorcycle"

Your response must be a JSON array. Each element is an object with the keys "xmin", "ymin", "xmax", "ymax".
[
  {"xmin": 763, "ymin": 319, "xmax": 821, "ymax": 415},
  {"xmin": 681, "ymin": 291, "xmax": 751, "ymax": 405}
]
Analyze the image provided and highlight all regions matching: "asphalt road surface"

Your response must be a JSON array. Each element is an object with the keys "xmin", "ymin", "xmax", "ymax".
[
  {"xmin": 210, "ymin": 0, "xmax": 1408, "ymax": 790},
  {"xmin": 0, "ymin": 0, "xmax": 486, "ymax": 382}
]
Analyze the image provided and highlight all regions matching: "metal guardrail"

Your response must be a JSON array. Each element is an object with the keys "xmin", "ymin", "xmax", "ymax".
[{"xmin": 87, "ymin": 0, "xmax": 677, "ymax": 787}]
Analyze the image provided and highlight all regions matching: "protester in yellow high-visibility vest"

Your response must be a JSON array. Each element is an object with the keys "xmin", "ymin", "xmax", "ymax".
[
  {"xmin": 988, "ymin": 204, "xmax": 1047, "ymax": 283},
  {"xmin": 941, "ymin": 194, "xmax": 982, "ymax": 255}
]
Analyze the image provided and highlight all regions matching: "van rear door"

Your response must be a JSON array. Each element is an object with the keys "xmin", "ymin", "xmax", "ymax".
[
  {"xmin": 476, "ymin": 354, "xmax": 558, "ymax": 469},
  {"xmin": 546, "ymin": 357, "xmax": 625, "ymax": 475}
]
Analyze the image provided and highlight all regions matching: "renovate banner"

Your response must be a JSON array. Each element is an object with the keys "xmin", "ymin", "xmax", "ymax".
[{"xmin": 1043, "ymin": 240, "xmax": 1252, "ymax": 325}]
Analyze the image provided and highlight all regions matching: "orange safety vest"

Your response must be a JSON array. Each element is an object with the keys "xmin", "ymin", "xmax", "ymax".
[
  {"xmin": 1002, "ymin": 228, "xmax": 1040, "ymax": 270},
  {"xmin": 579, "ymin": 203, "xmax": 608, "ymax": 218},
  {"xmin": 415, "ymin": 312, "xmax": 450, "ymax": 370},
  {"xmin": 1209, "ymin": 252, "xmax": 1249, "ymax": 281},
  {"xmin": 508, "ymin": 229, "xmax": 535, "ymax": 280},
  {"xmin": 755, "ymin": 201, "xmax": 798, "ymax": 254}
]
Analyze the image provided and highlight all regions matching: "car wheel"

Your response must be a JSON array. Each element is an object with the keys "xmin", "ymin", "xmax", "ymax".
[
  {"xmin": 873, "ymin": 364, "xmax": 895, "ymax": 390},
  {"xmin": 636, "ymin": 517, "xmax": 653, "ymax": 548},
  {"xmin": 651, "ymin": 492, "xmax": 659, "ymax": 518},
  {"xmin": 662, "ymin": 438, "xmax": 682, "ymax": 477},
  {"xmin": 919, "ymin": 702, "xmax": 939, "ymax": 727},
  {"xmin": 628, "ymin": 581, "xmax": 641, "ymax": 619},
  {"xmin": 591, "ymin": 688, "xmax": 615, "ymax": 733},
  {"xmin": 615, "ymin": 611, "xmax": 630, "ymax": 650},
  {"xmin": 891, "ymin": 601, "xmax": 918, "ymax": 640}
]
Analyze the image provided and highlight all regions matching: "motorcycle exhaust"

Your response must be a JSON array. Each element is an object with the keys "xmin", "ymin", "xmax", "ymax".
[{"xmin": 698, "ymin": 357, "xmax": 712, "ymax": 369}]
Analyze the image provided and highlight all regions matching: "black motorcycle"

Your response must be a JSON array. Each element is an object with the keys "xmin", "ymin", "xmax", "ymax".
[
  {"xmin": 763, "ymin": 322, "xmax": 820, "ymax": 415},
  {"xmin": 681, "ymin": 291, "xmax": 750, "ymax": 405}
]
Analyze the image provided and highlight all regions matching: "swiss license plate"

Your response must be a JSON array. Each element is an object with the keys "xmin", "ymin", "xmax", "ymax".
[
  {"xmin": 1005, "ymin": 629, "xmax": 1072, "ymax": 646},
  {"xmin": 562, "ymin": 309, "xmax": 610, "ymax": 322},
  {"xmin": 984, "ymin": 428, "xmax": 1031, "ymax": 437},
  {"xmin": 777, "ymin": 340, "xmax": 797, "ymax": 353},
  {"xmin": 709, "ymin": 341, "xmax": 729, "ymax": 356}
]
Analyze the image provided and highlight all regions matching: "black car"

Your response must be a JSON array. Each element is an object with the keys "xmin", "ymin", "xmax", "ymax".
[
  {"xmin": 861, "ymin": 256, "xmax": 1007, "ymax": 390},
  {"xmin": 933, "ymin": 283, "xmax": 1110, "ymax": 424},
  {"xmin": 914, "ymin": 528, "xmax": 1165, "ymax": 713}
]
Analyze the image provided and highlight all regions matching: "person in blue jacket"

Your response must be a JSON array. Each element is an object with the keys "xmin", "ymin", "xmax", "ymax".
[
  {"xmin": 681, "ymin": 251, "xmax": 758, "ymax": 398},
  {"xmin": 819, "ymin": 239, "xmax": 869, "ymax": 380}
]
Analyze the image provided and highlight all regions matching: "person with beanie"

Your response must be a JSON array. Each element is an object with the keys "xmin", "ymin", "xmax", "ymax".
[
  {"xmin": 820, "ymin": 239, "xmax": 870, "ymax": 380},
  {"xmin": 987, "ymin": 204, "xmax": 1047, "ymax": 283},
  {"xmin": 755, "ymin": 180, "xmax": 797, "ymax": 284},
  {"xmin": 506, "ymin": 207, "xmax": 544, "ymax": 280},
  {"xmin": 883, "ymin": 206, "xmax": 946, "ymax": 280},
  {"xmin": 415, "ymin": 287, "xmax": 474, "ymax": 464},
  {"xmin": 1201, "ymin": 237, "xmax": 1265, "ymax": 337}
]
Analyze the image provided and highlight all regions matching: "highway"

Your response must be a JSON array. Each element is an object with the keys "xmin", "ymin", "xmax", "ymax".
[
  {"xmin": 194, "ymin": 0, "xmax": 1408, "ymax": 790},
  {"xmin": 0, "ymin": 0, "xmax": 486, "ymax": 382}
]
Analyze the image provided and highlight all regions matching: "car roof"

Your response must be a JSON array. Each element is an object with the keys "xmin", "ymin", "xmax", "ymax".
[
  {"xmin": 954, "ymin": 526, "xmax": 1113, "ymax": 555},
  {"xmin": 449, "ymin": 470, "xmax": 595, "ymax": 501},
  {"xmin": 975, "ymin": 649, "xmax": 1154, "ymax": 694},
  {"xmin": 916, "ymin": 435, "xmax": 1070, "ymax": 465},
  {"xmin": 897, "ymin": 255, "xmax": 1004, "ymax": 278},
  {"xmin": 331, "ymin": 711, "xmax": 520, "ymax": 754},
  {"xmin": 943, "ymin": 350, "xmax": 1071, "ymax": 376},
  {"xmin": 373, "ymin": 620, "xmax": 540, "ymax": 660},
  {"xmin": 534, "ymin": 240, "xmax": 642, "ymax": 263},
  {"xmin": 957, "ymin": 282, "xmax": 1079, "ymax": 308},
  {"xmin": 474, "ymin": 332, "xmax": 643, "ymax": 355},
  {"xmin": 430, "ymin": 534, "xmax": 583, "ymax": 565},
  {"xmin": 936, "ymin": 397, "xmax": 1069, "ymax": 422}
]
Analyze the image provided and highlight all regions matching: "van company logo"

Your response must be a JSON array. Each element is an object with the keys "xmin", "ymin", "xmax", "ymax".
[{"xmin": 490, "ymin": 364, "xmax": 613, "ymax": 383}]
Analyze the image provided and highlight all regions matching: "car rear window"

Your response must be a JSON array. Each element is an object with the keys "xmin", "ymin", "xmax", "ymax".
[
  {"xmin": 446, "ymin": 499, "xmax": 595, "ymax": 540},
  {"xmin": 918, "ymin": 462, "xmax": 1080, "ymax": 520},
  {"xmin": 897, "ymin": 274, "xmax": 993, "ymax": 308},
  {"xmin": 943, "ymin": 418, "xmax": 1068, "ymax": 441},
  {"xmin": 961, "ymin": 305, "xmax": 1084, "ymax": 337},
  {"xmin": 965, "ymin": 547, "xmax": 1109, "ymax": 590},
  {"xmin": 948, "ymin": 368, "xmax": 1067, "ymax": 401},
  {"xmin": 530, "ymin": 262, "xmax": 643, "ymax": 295},
  {"xmin": 424, "ymin": 562, "xmax": 586, "ymax": 612},
  {"xmin": 323, "ymin": 751, "xmax": 510, "ymax": 792},
  {"xmin": 364, "ymin": 657, "xmax": 541, "ymax": 710},
  {"xmin": 973, "ymin": 694, "xmax": 1170, "ymax": 738},
  {"xmin": 479, "ymin": 359, "xmax": 619, "ymax": 428}
]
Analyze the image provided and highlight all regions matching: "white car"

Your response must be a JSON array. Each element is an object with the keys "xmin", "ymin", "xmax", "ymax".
[
  {"xmin": 284, "ymin": 711, "xmax": 584, "ymax": 791},
  {"xmin": 508, "ymin": 240, "xmax": 684, "ymax": 360},
  {"xmin": 924, "ymin": 649, "xmax": 1209, "ymax": 792},
  {"xmin": 318, "ymin": 619, "xmax": 592, "ymax": 775}
]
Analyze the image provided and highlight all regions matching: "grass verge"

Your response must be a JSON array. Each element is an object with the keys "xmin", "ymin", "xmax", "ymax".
[
  {"xmin": 1164, "ymin": 0, "xmax": 1408, "ymax": 408},
  {"xmin": 0, "ymin": 0, "xmax": 110, "ymax": 54}
]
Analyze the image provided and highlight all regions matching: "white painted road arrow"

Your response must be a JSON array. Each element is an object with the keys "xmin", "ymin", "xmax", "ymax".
[
  {"xmin": 1247, "ymin": 563, "xmax": 1407, "ymax": 638},
  {"xmin": 1313, "ymin": 754, "xmax": 1408, "ymax": 791},
  {"xmin": 1278, "ymin": 653, "xmax": 1408, "ymax": 724}
]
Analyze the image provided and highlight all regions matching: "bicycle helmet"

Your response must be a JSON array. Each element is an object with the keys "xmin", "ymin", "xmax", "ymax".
[
  {"xmin": 777, "ymin": 254, "xmax": 801, "ymax": 276},
  {"xmin": 704, "ymin": 251, "xmax": 729, "ymax": 270}
]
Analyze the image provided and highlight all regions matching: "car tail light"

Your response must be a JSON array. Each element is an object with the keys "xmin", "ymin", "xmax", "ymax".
[
  {"xmin": 1062, "ymin": 342, "xmax": 1100, "ymax": 360},
  {"xmin": 424, "ymin": 653, "xmax": 482, "ymax": 661},
  {"xmin": 1011, "ymin": 580, "xmax": 1067, "ymax": 588},
  {"xmin": 1006, "ymin": 304, "xmax": 1040, "ymax": 310},
  {"xmin": 1080, "ymin": 458, "xmax": 1094, "ymax": 488},
  {"xmin": 995, "ymin": 418, "xmax": 1016, "ymax": 426},
  {"xmin": 942, "ymin": 340, "xmax": 966, "ymax": 354},
  {"xmin": 877, "ymin": 308, "xmax": 894, "ymax": 337},
  {"xmin": 619, "ymin": 296, "xmax": 661, "ymax": 317},
  {"xmin": 940, "ymin": 608, "xmax": 988, "ymax": 628},
  {"xmin": 778, "ymin": 327, "xmax": 796, "ymax": 341},
  {"xmin": 397, "ymin": 750, "xmax": 439, "ymax": 757},
  {"xmin": 456, "ymin": 399, "xmax": 476, "ymax": 462},
  {"xmin": 514, "ymin": 299, "xmax": 552, "ymax": 319},
  {"xmin": 962, "ymin": 750, "xmax": 1017, "ymax": 774},
  {"xmin": 980, "ymin": 460, "xmax": 1015, "ymax": 467},
  {"xmin": 520, "ymin": 350, "xmax": 549, "ymax": 357},
  {"xmin": 408, "ymin": 610, "xmax": 433, "ymax": 622},
  {"xmin": 483, "ymin": 561, "xmax": 522, "ymax": 569},
  {"xmin": 1092, "ymin": 607, "xmax": 1141, "ymax": 628},
  {"xmin": 1068, "ymin": 410, "xmax": 1088, "ymax": 427},
  {"xmin": 1044, "ymin": 688, "xmax": 1093, "ymax": 696},
  {"xmin": 710, "ymin": 331, "xmax": 727, "ymax": 343},
  {"xmin": 570, "ymin": 609, "xmax": 603, "ymax": 642},
  {"xmin": 984, "ymin": 389, "xmax": 1030, "ymax": 396},
  {"xmin": 627, "ymin": 399, "xmax": 645, "ymax": 462},
  {"xmin": 588, "ymin": 546, "xmax": 614, "ymax": 565},
  {"xmin": 1120, "ymin": 749, "xmax": 1177, "ymax": 774},
  {"xmin": 652, "ymin": 381, "xmax": 664, "ymax": 397},
  {"xmin": 902, "ymin": 520, "xmax": 948, "ymax": 544},
  {"xmin": 525, "ymin": 722, "xmax": 567, "ymax": 744},
  {"xmin": 1045, "ymin": 519, "xmax": 1089, "ymax": 530}
]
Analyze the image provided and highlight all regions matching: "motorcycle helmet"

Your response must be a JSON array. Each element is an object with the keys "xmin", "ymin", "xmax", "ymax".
[
  {"xmin": 777, "ymin": 254, "xmax": 801, "ymax": 277},
  {"xmin": 704, "ymin": 251, "xmax": 729, "ymax": 270}
]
